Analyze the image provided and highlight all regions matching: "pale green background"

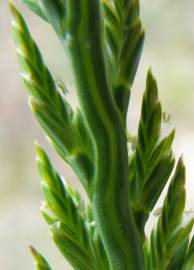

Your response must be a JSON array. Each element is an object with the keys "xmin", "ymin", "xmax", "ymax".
[{"xmin": 0, "ymin": 0, "xmax": 194, "ymax": 269}]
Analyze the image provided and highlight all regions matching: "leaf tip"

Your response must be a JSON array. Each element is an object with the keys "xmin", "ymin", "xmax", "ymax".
[
  {"xmin": 35, "ymin": 143, "xmax": 49, "ymax": 167},
  {"xmin": 29, "ymin": 244, "xmax": 37, "ymax": 257},
  {"xmin": 35, "ymin": 142, "xmax": 43, "ymax": 158},
  {"xmin": 146, "ymin": 67, "xmax": 156, "ymax": 86},
  {"xmin": 9, "ymin": 1, "xmax": 16, "ymax": 15},
  {"xmin": 171, "ymin": 128, "xmax": 176, "ymax": 138},
  {"xmin": 29, "ymin": 245, "xmax": 51, "ymax": 269},
  {"xmin": 146, "ymin": 67, "xmax": 158, "ymax": 101},
  {"xmin": 178, "ymin": 155, "xmax": 185, "ymax": 168},
  {"xmin": 9, "ymin": 2, "xmax": 24, "ymax": 29}
]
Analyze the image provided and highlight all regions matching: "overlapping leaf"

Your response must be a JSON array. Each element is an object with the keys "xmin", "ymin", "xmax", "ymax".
[
  {"xmin": 102, "ymin": 0, "xmax": 144, "ymax": 116},
  {"xmin": 36, "ymin": 144, "xmax": 109, "ymax": 270},
  {"xmin": 22, "ymin": 0, "xmax": 65, "ymax": 33},
  {"xmin": 10, "ymin": 4, "xmax": 94, "ymax": 195},
  {"xmin": 128, "ymin": 70, "xmax": 175, "ymax": 234},
  {"xmin": 182, "ymin": 236, "xmax": 194, "ymax": 270},
  {"xmin": 10, "ymin": 1, "xmax": 194, "ymax": 270},
  {"xmin": 148, "ymin": 158, "xmax": 194, "ymax": 269}
]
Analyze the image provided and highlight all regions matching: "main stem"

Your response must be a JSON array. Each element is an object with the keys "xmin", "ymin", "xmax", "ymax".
[
  {"xmin": 69, "ymin": 44, "xmax": 144, "ymax": 270},
  {"xmin": 60, "ymin": 1, "xmax": 145, "ymax": 269}
]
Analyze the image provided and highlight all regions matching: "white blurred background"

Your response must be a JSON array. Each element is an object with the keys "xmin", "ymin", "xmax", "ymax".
[{"xmin": 0, "ymin": 0, "xmax": 194, "ymax": 269}]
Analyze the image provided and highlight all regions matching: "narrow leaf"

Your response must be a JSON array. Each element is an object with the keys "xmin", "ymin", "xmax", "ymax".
[
  {"xmin": 36, "ymin": 144, "xmax": 108, "ymax": 270},
  {"xmin": 149, "ymin": 158, "xmax": 191, "ymax": 269},
  {"xmin": 10, "ymin": 4, "xmax": 93, "ymax": 194},
  {"xmin": 102, "ymin": 0, "xmax": 144, "ymax": 116},
  {"xmin": 129, "ymin": 70, "xmax": 175, "ymax": 233},
  {"xmin": 30, "ymin": 246, "xmax": 52, "ymax": 270}
]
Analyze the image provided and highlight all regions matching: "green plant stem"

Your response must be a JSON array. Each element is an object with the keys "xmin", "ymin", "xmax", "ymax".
[
  {"xmin": 59, "ymin": 1, "xmax": 145, "ymax": 269},
  {"xmin": 10, "ymin": 1, "xmax": 194, "ymax": 269}
]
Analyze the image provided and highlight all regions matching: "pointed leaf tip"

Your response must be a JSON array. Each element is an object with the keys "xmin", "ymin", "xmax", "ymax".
[
  {"xmin": 9, "ymin": 3, "xmax": 26, "ymax": 30},
  {"xmin": 29, "ymin": 245, "xmax": 38, "ymax": 257},
  {"xmin": 171, "ymin": 128, "xmax": 176, "ymax": 138},
  {"xmin": 9, "ymin": 2, "xmax": 17, "ymax": 14},
  {"xmin": 145, "ymin": 68, "xmax": 158, "ymax": 101},
  {"xmin": 147, "ymin": 67, "xmax": 155, "ymax": 81},
  {"xmin": 35, "ymin": 143, "xmax": 44, "ymax": 160},
  {"xmin": 29, "ymin": 245, "xmax": 52, "ymax": 270},
  {"xmin": 9, "ymin": 3, "xmax": 21, "ymax": 27},
  {"xmin": 147, "ymin": 69, "xmax": 157, "ymax": 86},
  {"xmin": 147, "ymin": 67, "xmax": 153, "ymax": 76},
  {"xmin": 35, "ymin": 144, "xmax": 50, "ymax": 169},
  {"xmin": 35, "ymin": 142, "xmax": 42, "ymax": 155},
  {"xmin": 176, "ymin": 156, "xmax": 186, "ymax": 179}
]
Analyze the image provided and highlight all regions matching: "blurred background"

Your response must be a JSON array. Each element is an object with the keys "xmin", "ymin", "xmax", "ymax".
[{"xmin": 0, "ymin": 0, "xmax": 194, "ymax": 269}]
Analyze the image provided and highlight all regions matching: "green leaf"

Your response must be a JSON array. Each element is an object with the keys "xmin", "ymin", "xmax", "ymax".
[
  {"xmin": 11, "ymin": 1, "xmax": 193, "ymax": 270},
  {"xmin": 73, "ymin": 109, "xmax": 94, "ymax": 162},
  {"xmin": 22, "ymin": 0, "xmax": 48, "ymax": 22},
  {"xmin": 36, "ymin": 144, "xmax": 108, "ymax": 270},
  {"xmin": 143, "ymin": 238, "xmax": 152, "ymax": 270},
  {"xmin": 149, "ymin": 158, "xmax": 190, "ymax": 269},
  {"xmin": 51, "ymin": 222, "xmax": 95, "ymax": 270},
  {"xmin": 36, "ymin": 143, "xmax": 85, "ymax": 226},
  {"xmin": 166, "ymin": 219, "xmax": 194, "ymax": 269},
  {"xmin": 10, "ymin": 4, "xmax": 93, "ymax": 195},
  {"xmin": 22, "ymin": 0, "xmax": 66, "ymax": 33},
  {"xmin": 102, "ymin": 0, "xmax": 144, "ymax": 116},
  {"xmin": 30, "ymin": 246, "xmax": 52, "ymax": 270},
  {"xmin": 128, "ymin": 69, "xmax": 175, "ymax": 233},
  {"xmin": 182, "ymin": 235, "xmax": 194, "ymax": 270}
]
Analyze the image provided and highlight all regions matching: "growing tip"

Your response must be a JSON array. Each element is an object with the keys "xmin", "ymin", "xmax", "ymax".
[
  {"xmin": 9, "ymin": 1, "xmax": 20, "ymax": 21},
  {"xmin": 173, "ymin": 156, "xmax": 186, "ymax": 187},
  {"xmin": 34, "ymin": 142, "xmax": 47, "ymax": 163},
  {"xmin": 35, "ymin": 141, "xmax": 43, "ymax": 156},
  {"xmin": 147, "ymin": 67, "xmax": 154, "ymax": 80},
  {"xmin": 9, "ymin": 1, "xmax": 15, "ymax": 12},
  {"xmin": 35, "ymin": 143, "xmax": 50, "ymax": 169},
  {"xmin": 29, "ymin": 245, "xmax": 51, "ymax": 269},
  {"xmin": 29, "ymin": 245, "xmax": 38, "ymax": 257},
  {"xmin": 178, "ymin": 154, "xmax": 184, "ymax": 165}
]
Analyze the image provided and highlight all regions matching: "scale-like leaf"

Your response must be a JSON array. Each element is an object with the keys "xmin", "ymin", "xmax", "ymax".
[
  {"xmin": 148, "ymin": 158, "xmax": 193, "ymax": 269},
  {"xmin": 128, "ymin": 69, "xmax": 175, "ymax": 233},
  {"xmin": 102, "ymin": 0, "xmax": 144, "ymax": 116},
  {"xmin": 182, "ymin": 235, "xmax": 194, "ymax": 270},
  {"xmin": 166, "ymin": 219, "xmax": 193, "ymax": 269},
  {"xmin": 21, "ymin": 0, "xmax": 48, "ymax": 22},
  {"xmin": 10, "ymin": 4, "xmax": 93, "ymax": 194},
  {"xmin": 36, "ymin": 144, "xmax": 108, "ymax": 270},
  {"xmin": 10, "ymin": 1, "xmax": 193, "ymax": 270},
  {"xmin": 22, "ymin": 0, "xmax": 66, "ymax": 33}
]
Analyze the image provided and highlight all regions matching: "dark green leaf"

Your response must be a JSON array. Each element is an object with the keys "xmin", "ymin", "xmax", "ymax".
[
  {"xmin": 129, "ymin": 70, "xmax": 175, "ymax": 233},
  {"xmin": 102, "ymin": 0, "xmax": 144, "ymax": 116},
  {"xmin": 149, "ymin": 158, "xmax": 190, "ymax": 269}
]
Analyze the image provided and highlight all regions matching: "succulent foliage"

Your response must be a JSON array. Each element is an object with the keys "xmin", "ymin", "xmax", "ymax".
[{"xmin": 10, "ymin": 0, "xmax": 193, "ymax": 270}]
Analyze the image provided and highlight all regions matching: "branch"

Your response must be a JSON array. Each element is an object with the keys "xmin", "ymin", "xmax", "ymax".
[
  {"xmin": 149, "ymin": 158, "xmax": 193, "ymax": 269},
  {"xmin": 36, "ymin": 144, "xmax": 109, "ymax": 270},
  {"xmin": 20, "ymin": 1, "xmax": 145, "ymax": 268},
  {"xmin": 102, "ymin": 0, "xmax": 144, "ymax": 116},
  {"xmin": 128, "ymin": 70, "xmax": 175, "ymax": 235},
  {"xmin": 10, "ymin": 4, "xmax": 94, "ymax": 195}
]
